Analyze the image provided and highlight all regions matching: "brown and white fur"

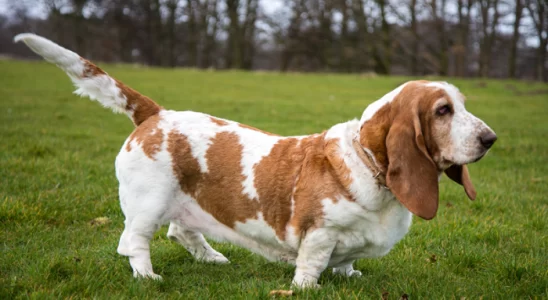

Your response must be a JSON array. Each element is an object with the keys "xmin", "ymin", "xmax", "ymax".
[{"xmin": 15, "ymin": 33, "xmax": 497, "ymax": 288}]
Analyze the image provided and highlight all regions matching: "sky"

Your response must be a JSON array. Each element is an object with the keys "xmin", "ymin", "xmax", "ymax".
[{"xmin": 0, "ymin": 0, "xmax": 285, "ymax": 19}]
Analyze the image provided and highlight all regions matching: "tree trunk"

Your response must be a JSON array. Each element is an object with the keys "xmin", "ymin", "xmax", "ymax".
[
  {"xmin": 479, "ymin": 0, "xmax": 499, "ymax": 77},
  {"xmin": 429, "ymin": 0, "xmax": 448, "ymax": 76},
  {"xmin": 340, "ymin": 0, "xmax": 348, "ymax": 71},
  {"xmin": 72, "ymin": 0, "xmax": 88, "ymax": 57},
  {"xmin": 509, "ymin": 0, "xmax": 523, "ymax": 78},
  {"xmin": 374, "ymin": 0, "xmax": 391, "ymax": 75},
  {"xmin": 166, "ymin": 0, "xmax": 179, "ymax": 67},
  {"xmin": 526, "ymin": 0, "xmax": 547, "ymax": 81},
  {"xmin": 540, "ymin": 39, "xmax": 548, "ymax": 81},
  {"xmin": 142, "ymin": 0, "xmax": 163, "ymax": 66},
  {"xmin": 281, "ymin": 0, "xmax": 306, "ymax": 71},
  {"xmin": 186, "ymin": 0, "xmax": 198, "ymax": 67},
  {"xmin": 410, "ymin": 0, "xmax": 419, "ymax": 75},
  {"xmin": 242, "ymin": 0, "xmax": 258, "ymax": 70},
  {"xmin": 455, "ymin": 0, "xmax": 473, "ymax": 77},
  {"xmin": 225, "ymin": 0, "xmax": 241, "ymax": 69},
  {"xmin": 201, "ymin": 0, "xmax": 219, "ymax": 68},
  {"xmin": 352, "ymin": 0, "xmax": 370, "ymax": 72},
  {"xmin": 318, "ymin": 0, "xmax": 334, "ymax": 70}
]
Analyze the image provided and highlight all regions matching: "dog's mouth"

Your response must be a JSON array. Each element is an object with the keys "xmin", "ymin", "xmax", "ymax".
[
  {"xmin": 441, "ymin": 151, "xmax": 488, "ymax": 169},
  {"xmin": 472, "ymin": 153, "xmax": 486, "ymax": 163}
]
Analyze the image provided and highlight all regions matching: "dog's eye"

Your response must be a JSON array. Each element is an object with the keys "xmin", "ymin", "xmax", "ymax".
[{"xmin": 436, "ymin": 105, "xmax": 451, "ymax": 116}]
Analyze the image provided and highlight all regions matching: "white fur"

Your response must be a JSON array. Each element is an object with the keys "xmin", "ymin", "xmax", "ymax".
[
  {"xmin": 234, "ymin": 213, "xmax": 283, "ymax": 248},
  {"xmin": 237, "ymin": 132, "xmax": 282, "ymax": 201},
  {"xmin": 14, "ymin": 33, "xmax": 84, "ymax": 77}
]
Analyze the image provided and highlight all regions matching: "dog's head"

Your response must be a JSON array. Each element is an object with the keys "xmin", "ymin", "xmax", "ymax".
[{"xmin": 358, "ymin": 81, "xmax": 496, "ymax": 220}]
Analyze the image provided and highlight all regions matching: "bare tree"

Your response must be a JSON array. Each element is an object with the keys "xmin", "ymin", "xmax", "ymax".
[
  {"xmin": 409, "ymin": 0, "xmax": 419, "ymax": 75},
  {"xmin": 199, "ymin": 0, "xmax": 220, "ymax": 68},
  {"xmin": 455, "ymin": 0, "xmax": 474, "ymax": 77},
  {"xmin": 526, "ymin": 0, "xmax": 548, "ymax": 81},
  {"xmin": 508, "ymin": 0, "xmax": 524, "ymax": 78},
  {"xmin": 225, "ymin": 0, "xmax": 241, "ymax": 68},
  {"xmin": 280, "ymin": 0, "xmax": 305, "ymax": 71},
  {"xmin": 186, "ymin": 0, "xmax": 198, "ymax": 67},
  {"xmin": 427, "ymin": 0, "xmax": 449, "ymax": 76},
  {"xmin": 242, "ymin": 0, "xmax": 259, "ymax": 69},
  {"xmin": 108, "ymin": 0, "xmax": 136, "ymax": 62},
  {"xmin": 352, "ymin": 0, "xmax": 371, "ymax": 71},
  {"xmin": 165, "ymin": 0, "xmax": 180, "ymax": 67},
  {"xmin": 478, "ymin": 0, "xmax": 500, "ymax": 77},
  {"xmin": 0, "ymin": 0, "xmax": 542, "ymax": 79},
  {"xmin": 373, "ymin": 0, "xmax": 391, "ymax": 74}
]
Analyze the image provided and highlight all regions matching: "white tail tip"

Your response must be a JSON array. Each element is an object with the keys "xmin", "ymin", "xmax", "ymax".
[
  {"xmin": 13, "ymin": 33, "xmax": 38, "ymax": 43},
  {"xmin": 14, "ymin": 32, "xmax": 84, "ymax": 77}
]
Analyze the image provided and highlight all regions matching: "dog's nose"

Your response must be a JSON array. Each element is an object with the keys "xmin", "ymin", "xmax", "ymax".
[{"xmin": 480, "ymin": 131, "xmax": 497, "ymax": 149}]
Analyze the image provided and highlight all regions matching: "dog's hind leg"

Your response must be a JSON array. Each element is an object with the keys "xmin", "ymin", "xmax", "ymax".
[
  {"xmin": 167, "ymin": 222, "xmax": 229, "ymax": 264},
  {"xmin": 116, "ymin": 184, "xmax": 168, "ymax": 280},
  {"xmin": 123, "ymin": 213, "xmax": 163, "ymax": 280},
  {"xmin": 117, "ymin": 219, "xmax": 132, "ymax": 257}
]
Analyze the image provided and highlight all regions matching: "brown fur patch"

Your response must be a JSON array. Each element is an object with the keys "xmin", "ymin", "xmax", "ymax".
[
  {"xmin": 254, "ymin": 138, "xmax": 301, "ymax": 239},
  {"xmin": 359, "ymin": 104, "xmax": 392, "ymax": 171},
  {"xmin": 168, "ymin": 130, "xmax": 203, "ymax": 196},
  {"xmin": 168, "ymin": 129, "xmax": 354, "ymax": 240},
  {"xmin": 210, "ymin": 117, "xmax": 229, "ymax": 126},
  {"xmin": 117, "ymin": 81, "xmax": 162, "ymax": 126},
  {"xmin": 168, "ymin": 131, "xmax": 259, "ymax": 227},
  {"xmin": 255, "ymin": 134, "xmax": 354, "ymax": 237},
  {"xmin": 126, "ymin": 114, "xmax": 164, "ymax": 159},
  {"xmin": 82, "ymin": 59, "xmax": 106, "ymax": 77},
  {"xmin": 290, "ymin": 135, "xmax": 353, "ymax": 233}
]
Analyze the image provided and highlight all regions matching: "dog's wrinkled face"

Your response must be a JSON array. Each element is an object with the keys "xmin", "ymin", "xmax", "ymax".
[
  {"xmin": 358, "ymin": 81, "xmax": 497, "ymax": 219},
  {"xmin": 425, "ymin": 82, "xmax": 497, "ymax": 170}
]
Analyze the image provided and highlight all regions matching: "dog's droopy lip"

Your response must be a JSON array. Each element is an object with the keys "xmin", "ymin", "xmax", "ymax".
[{"xmin": 472, "ymin": 152, "xmax": 487, "ymax": 163}]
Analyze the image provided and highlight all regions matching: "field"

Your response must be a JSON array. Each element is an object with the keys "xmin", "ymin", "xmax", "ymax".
[{"xmin": 1, "ymin": 60, "xmax": 547, "ymax": 299}]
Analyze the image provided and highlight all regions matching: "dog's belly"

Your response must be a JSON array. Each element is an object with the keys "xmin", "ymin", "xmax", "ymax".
[{"xmin": 171, "ymin": 198, "xmax": 298, "ymax": 263}]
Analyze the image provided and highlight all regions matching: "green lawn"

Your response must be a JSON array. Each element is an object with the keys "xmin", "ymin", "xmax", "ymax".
[{"xmin": 1, "ymin": 60, "xmax": 547, "ymax": 299}]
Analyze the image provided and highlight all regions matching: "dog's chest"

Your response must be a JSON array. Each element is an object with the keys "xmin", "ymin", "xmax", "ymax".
[{"xmin": 322, "ymin": 196, "xmax": 413, "ymax": 266}]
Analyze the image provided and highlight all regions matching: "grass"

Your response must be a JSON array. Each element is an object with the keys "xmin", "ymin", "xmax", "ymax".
[{"xmin": 1, "ymin": 60, "xmax": 547, "ymax": 299}]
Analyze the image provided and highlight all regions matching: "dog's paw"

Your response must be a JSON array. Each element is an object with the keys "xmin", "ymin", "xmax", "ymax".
[
  {"xmin": 291, "ymin": 280, "xmax": 321, "ymax": 289},
  {"xmin": 291, "ymin": 274, "xmax": 321, "ymax": 289},
  {"xmin": 346, "ymin": 270, "xmax": 362, "ymax": 277},
  {"xmin": 201, "ymin": 252, "xmax": 230, "ymax": 264},
  {"xmin": 133, "ymin": 271, "xmax": 163, "ymax": 281},
  {"xmin": 333, "ymin": 266, "xmax": 362, "ymax": 277}
]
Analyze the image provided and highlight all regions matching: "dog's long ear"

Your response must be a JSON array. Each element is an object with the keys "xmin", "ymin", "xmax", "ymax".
[
  {"xmin": 444, "ymin": 165, "xmax": 476, "ymax": 200},
  {"xmin": 386, "ymin": 108, "xmax": 440, "ymax": 220}
]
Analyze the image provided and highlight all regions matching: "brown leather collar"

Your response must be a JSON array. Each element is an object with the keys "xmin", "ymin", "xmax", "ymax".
[{"xmin": 352, "ymin": 138, "xmax": 389, "ymax": 189}]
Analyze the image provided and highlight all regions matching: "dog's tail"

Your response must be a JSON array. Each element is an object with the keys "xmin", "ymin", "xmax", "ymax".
[{"xmin": 14, "ymin": 33, "xmax": 161, "ymax": 126}]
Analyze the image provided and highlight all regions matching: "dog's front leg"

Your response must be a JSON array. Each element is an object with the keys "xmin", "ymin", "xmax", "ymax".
[{"xmin": 292, "ymin": 229, "xmax": 336, "ymax": 289}]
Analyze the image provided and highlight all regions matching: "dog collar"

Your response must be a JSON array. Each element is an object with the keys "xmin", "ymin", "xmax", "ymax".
[{"xmin": 352, "ymin": 138, "xmax": 389, "ymax": 190}]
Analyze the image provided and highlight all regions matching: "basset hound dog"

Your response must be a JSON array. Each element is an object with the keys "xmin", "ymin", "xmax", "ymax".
[{"xmin": 16, "ymin": 34, "xmax": 497, "ymax": 288}]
